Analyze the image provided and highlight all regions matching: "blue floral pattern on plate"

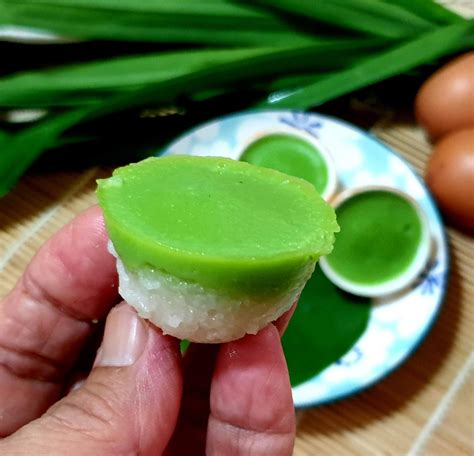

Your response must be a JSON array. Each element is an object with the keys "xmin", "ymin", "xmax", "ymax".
[
  {"xmin": 161, "ymin": 110, "xmax": 449, "ymax": 408},
  {"xmin": 279, "ymin": 112, "xmax": 323, "ymax": 138}
]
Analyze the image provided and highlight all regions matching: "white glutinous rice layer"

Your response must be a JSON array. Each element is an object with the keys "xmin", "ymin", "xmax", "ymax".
[{"xmin": 110, "ymin": 242, "xmax": 312, "ymax": 343}]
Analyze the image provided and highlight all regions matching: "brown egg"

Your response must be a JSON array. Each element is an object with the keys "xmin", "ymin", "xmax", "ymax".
[
  {"xmin": 415, "ymin": 52, "xmax": 474, "ymax": 140},
  {"xmin": 426, "ymin": 129, "xmax": 474, "ymax": 229}
]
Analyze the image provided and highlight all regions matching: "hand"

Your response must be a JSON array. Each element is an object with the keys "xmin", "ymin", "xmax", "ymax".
[{"xmin": 0, "ymin": 206, "xmax": 296, "ymax": 455}]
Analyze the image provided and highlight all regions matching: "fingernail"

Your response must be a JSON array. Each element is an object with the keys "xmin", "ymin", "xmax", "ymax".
[{"xmin": 96, "ymin": 303, "xmax": 148, "ymax": 367}]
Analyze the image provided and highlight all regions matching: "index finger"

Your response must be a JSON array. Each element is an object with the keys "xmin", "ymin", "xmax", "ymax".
[
  {"xmin": 207, "ymin": 324, "xmax": 296, "ymax": 455},
  {"xmin": 0, "ymin": 205, "xmax": 118, "ymax": 436}
]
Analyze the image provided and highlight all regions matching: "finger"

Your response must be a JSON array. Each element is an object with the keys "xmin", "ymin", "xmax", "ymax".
[
  {"xmin": 165, "ymin": 343, "xmax": 219, "ymax": 455},
  {"xmin": 0, "ymin": 205, "xmax": 118, "ymax": 436},
  {"xmin": 166, "ymin": 301, "xmax": 298, "ymax": 456},
  {"xmin": 207, "ymin": 325, "xmax": 295, "ymax": 456},
  {"xmin": 273, "ymin": 301, "xmax": 297, "ymax": 337},
  {"xmin": 64, "ymin": 372, "xmax": 88, "ymax": 395},
  {"xmin": 63, "ymin": 317, "xmax": 106, "ymax": 393},
  {"xmin": 1, "ymin": 303, "xmax": 183, "ymax": 456}
]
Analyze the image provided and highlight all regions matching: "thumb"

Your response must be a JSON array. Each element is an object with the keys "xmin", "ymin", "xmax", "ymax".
[{"xmin": 1, "ymin": 303, "xmax": 183, "ymax": 456}]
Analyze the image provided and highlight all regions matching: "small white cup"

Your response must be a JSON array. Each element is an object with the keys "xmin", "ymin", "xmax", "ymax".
[
  {"xmin": 239, "ymin": 125, "xmax": 337, "ymax": 201},
  {"xmin": 319, "ymin": 186, "xmax": 432, "ymax": 298}
]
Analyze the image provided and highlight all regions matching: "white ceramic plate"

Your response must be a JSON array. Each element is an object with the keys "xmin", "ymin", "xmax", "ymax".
[{"xmin": 161, "ymin": 110, "xmax": 449, "ymax": 407}]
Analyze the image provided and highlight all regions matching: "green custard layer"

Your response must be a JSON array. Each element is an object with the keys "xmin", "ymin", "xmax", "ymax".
[
  {"xmin": 97, "ymin": 156, "xmax": 338, "ymax": 295},
  {"xmin": 241, "ymin": 133, "xmax": 329, "ymax": 194},
  {"xmin": 326, "ymin": 190, "xmax": 422, "ymax": 285}
]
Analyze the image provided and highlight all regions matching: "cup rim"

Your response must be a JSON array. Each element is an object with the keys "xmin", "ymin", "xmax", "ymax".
[
  {"xmin": 319, "ymin": 185, "xmax": 432, "ymax": 298},
  {"xmin": 238, "ymin": 125, "xmax": 338, "ymax": 201}
]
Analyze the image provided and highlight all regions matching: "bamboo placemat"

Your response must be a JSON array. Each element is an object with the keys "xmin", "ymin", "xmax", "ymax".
[{"xmin": 1, "ymin": 118, "xmax": 472, "ymax": 455}]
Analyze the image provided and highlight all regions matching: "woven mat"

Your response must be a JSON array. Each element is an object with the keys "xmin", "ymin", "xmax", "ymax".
[{"xmin": 1, "ymin": 118, "xmax": 473, "ymax": 455}]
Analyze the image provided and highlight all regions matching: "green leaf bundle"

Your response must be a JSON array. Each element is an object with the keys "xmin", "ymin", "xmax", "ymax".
[{"xmin": 0, "ymin": 0, "xmax": 470, "ymax": 195}]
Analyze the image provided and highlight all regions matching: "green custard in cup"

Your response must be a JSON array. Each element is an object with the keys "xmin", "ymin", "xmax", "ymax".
[
  {"xmin": 240, "ymin": 131, "xmax": 336, "ymax": 199},
  {"xmin": 320, "ymin": 187, "xmax": 431, "ymax": 297}
]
